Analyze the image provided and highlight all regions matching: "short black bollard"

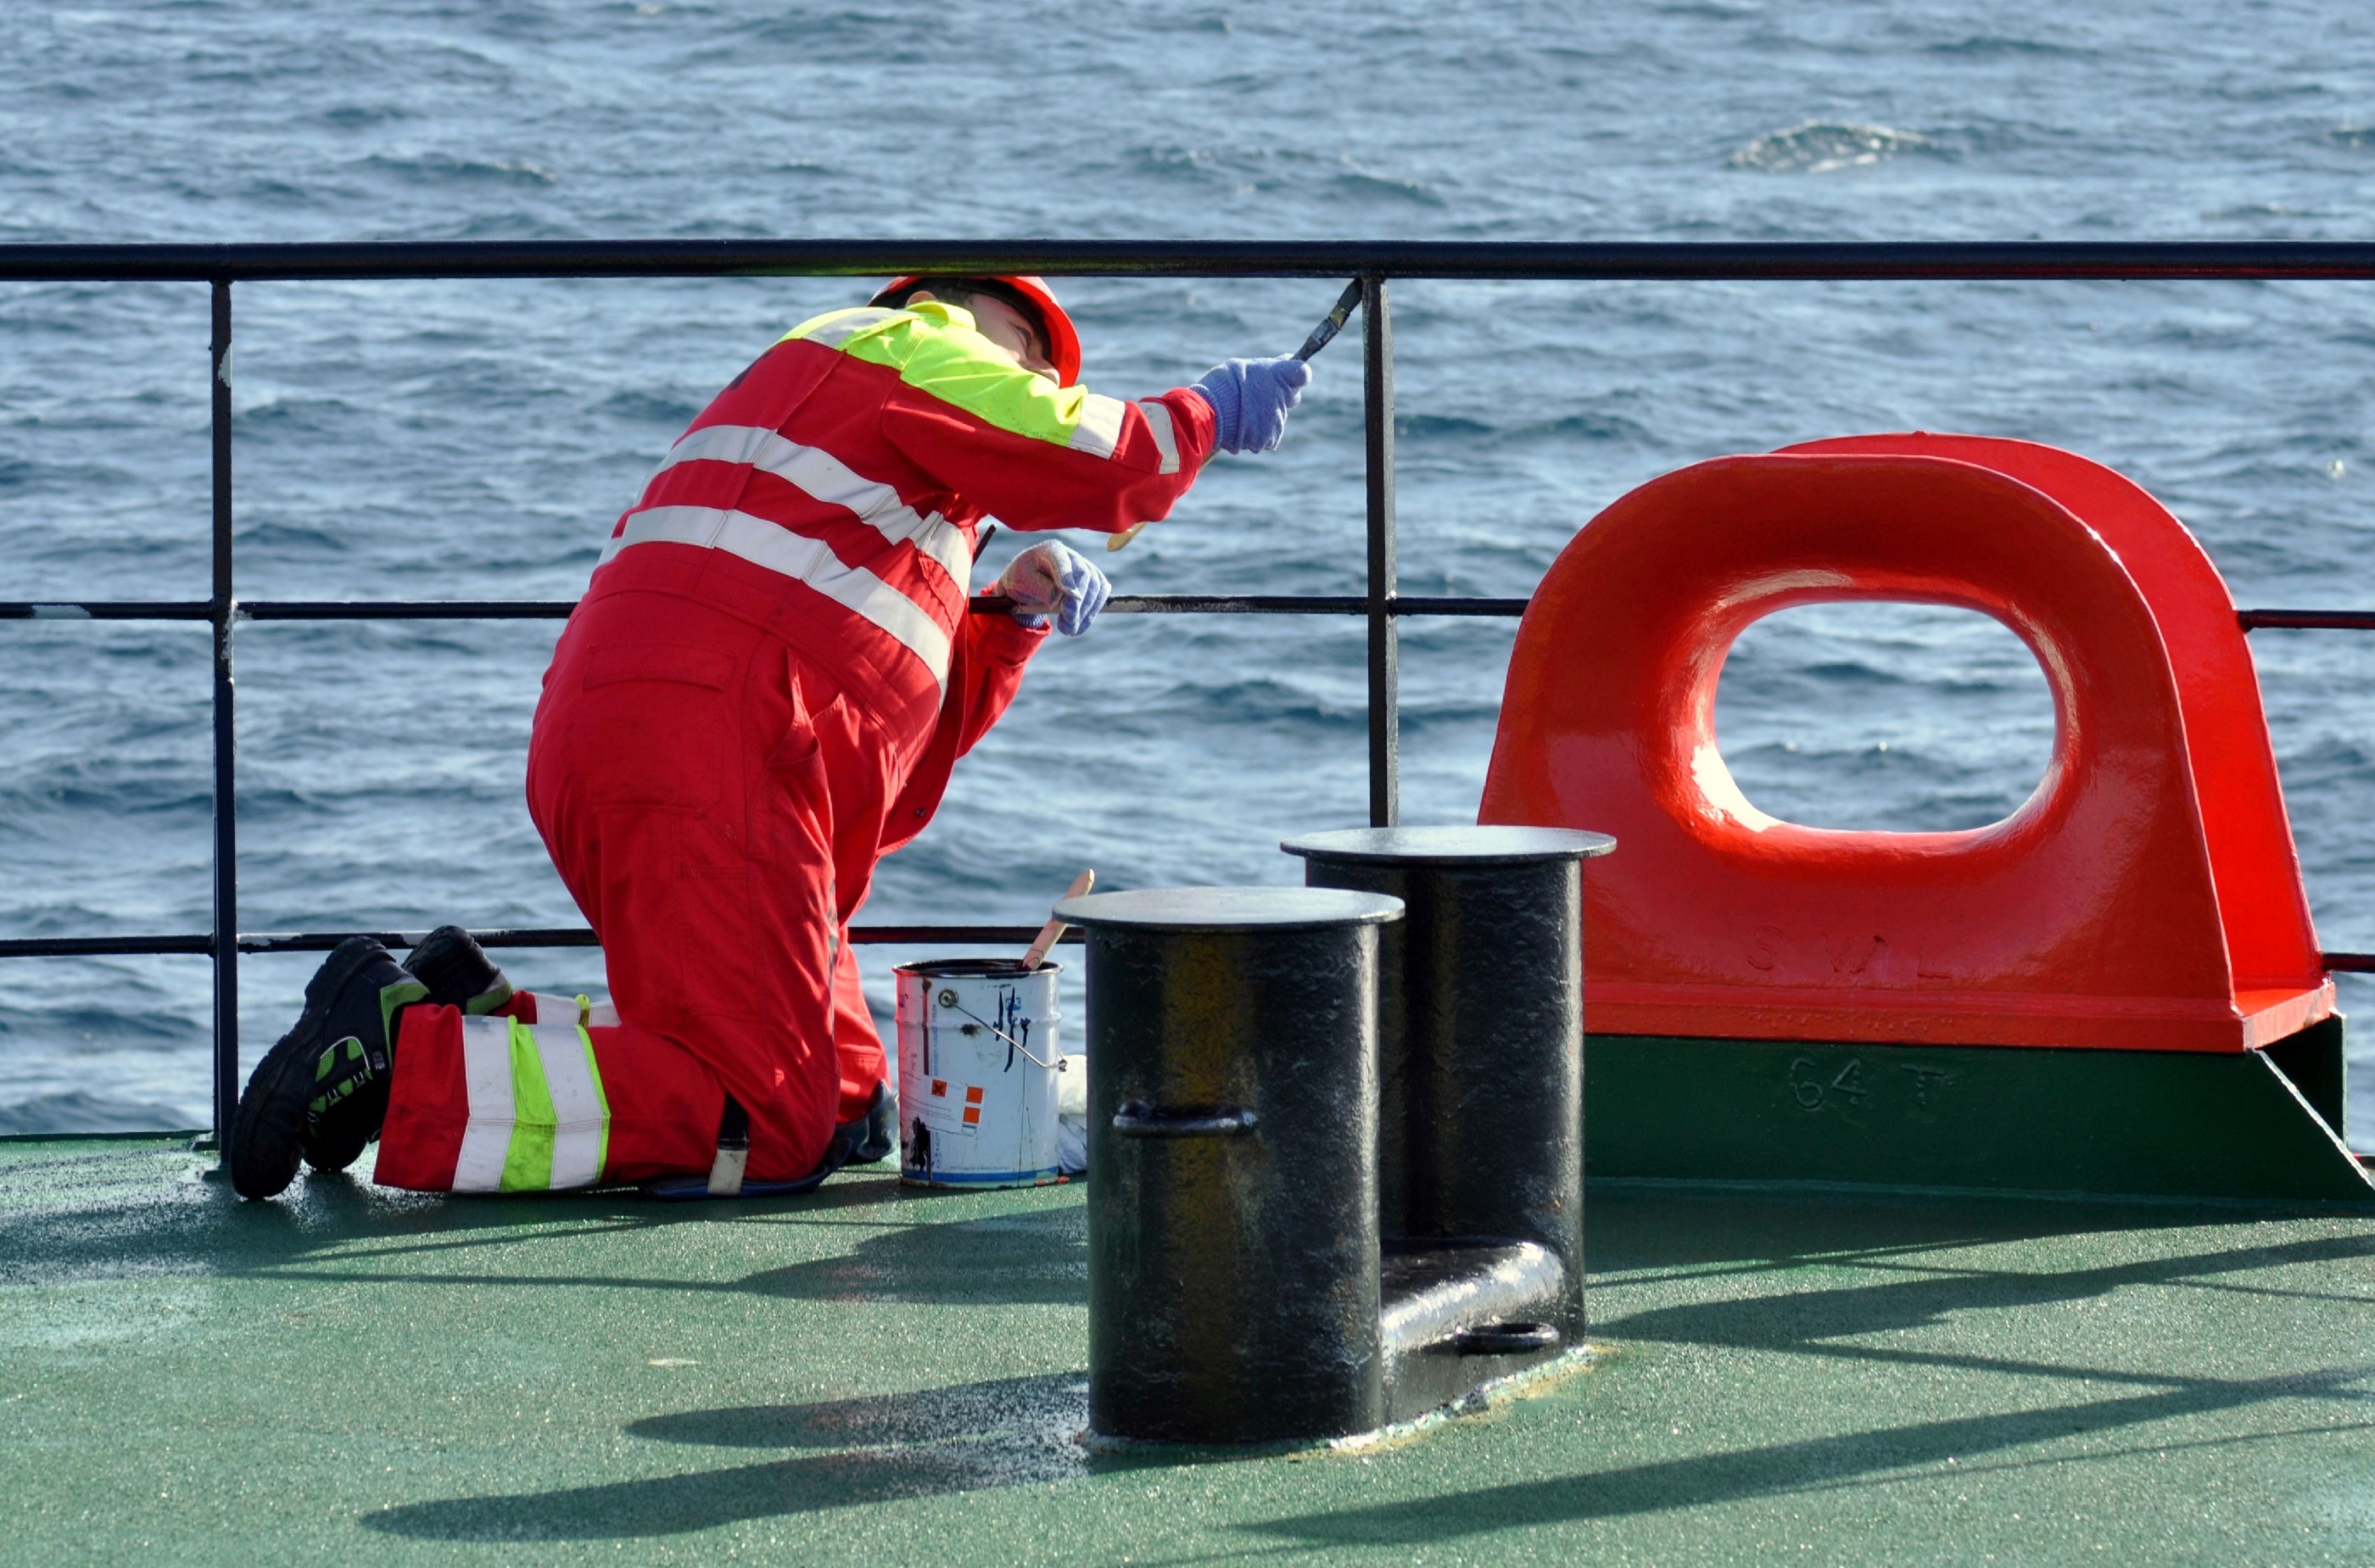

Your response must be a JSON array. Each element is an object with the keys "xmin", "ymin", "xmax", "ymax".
[
  {"xmin": 1056, "ymin": 886, "xmax": 1405, "ymax": 1446},
  {"xmin": 1283, "ymin": 825, "xmax": 1614, "ymax": 1420}
]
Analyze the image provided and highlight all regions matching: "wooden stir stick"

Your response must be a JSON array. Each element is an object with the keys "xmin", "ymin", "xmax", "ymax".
[{"xmin": 1024, "ymin": 868, "xmax": 1095, "ymax": 969}]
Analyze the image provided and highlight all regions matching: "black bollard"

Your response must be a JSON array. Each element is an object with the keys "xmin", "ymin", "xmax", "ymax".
[
  {"xmin": 1283, "ymin": 825, "xmax": 1614, "ymax": 1418},
  {"xmin": 1056, "ymin": 885, "xmax": 1404, "ymax": 1446}
]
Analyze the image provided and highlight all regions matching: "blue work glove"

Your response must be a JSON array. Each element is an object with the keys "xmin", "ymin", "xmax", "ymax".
[
  {"xmin": 997, "ymin": 540, "xmax": 1111, "ymax": 636},
  {"xmin": 1191, "ymin": 355, "xmax": 1313, "ymax": 455}
]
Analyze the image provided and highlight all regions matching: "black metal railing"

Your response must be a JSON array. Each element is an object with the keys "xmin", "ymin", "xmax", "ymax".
[{"xmin": 9, "ymin": 238, "xmax": 2375, "ymax": 1154}]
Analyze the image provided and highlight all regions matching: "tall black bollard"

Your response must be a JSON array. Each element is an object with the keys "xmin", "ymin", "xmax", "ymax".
[
  {"xmin": 1056, "ymin": 886, "xmax": 1405, "ymax": 1446},
  {"xmin": 1282, "ymin": 826, "xmax": 1614, "ymax": 1376}
]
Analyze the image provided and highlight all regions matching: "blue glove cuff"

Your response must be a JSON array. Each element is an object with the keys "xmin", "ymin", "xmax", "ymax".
[
  {"xmin": 1193, "ymin": 357, "xmax": 1310, "ymax": 455},
  {"xmin": 1191, "ymin": 365, "xmax": 1244, "ymax": 450}
]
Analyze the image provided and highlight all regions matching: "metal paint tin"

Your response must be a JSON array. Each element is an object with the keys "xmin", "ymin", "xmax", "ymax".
[{"xmin": 894, "ymin": 957, "xmax": 1065, "ymax": 1187}]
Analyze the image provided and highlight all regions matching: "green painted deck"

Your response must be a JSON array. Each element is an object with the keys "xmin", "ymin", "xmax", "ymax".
[{"xmin": 5, "ymin": 1138, "xmax": 2374, "ymax": 1564}]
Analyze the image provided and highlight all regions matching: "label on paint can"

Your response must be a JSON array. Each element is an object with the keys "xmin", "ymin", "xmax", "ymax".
[{"xmin": 893, "ymin": 958, "xmax": 1065, "ymax": 1188}]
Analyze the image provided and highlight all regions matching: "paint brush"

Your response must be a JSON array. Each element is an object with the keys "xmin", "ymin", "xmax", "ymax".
[
  {"xmin": 1024, "ymin": 868, "xmax": 1095, "ymax": 969},
  {"xmin": 1107, "ymin": 281, "xmax": 1365, "ymax": 553},
  {"xmin": 1291, "ymin": 278, "xmax": 1366, "ymax": 363}
]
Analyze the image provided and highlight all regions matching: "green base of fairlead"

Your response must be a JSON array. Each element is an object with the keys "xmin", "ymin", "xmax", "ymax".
[{"xmin": 1584, "ymin": 1017, "xmax": 2372, "ymax": 1203}]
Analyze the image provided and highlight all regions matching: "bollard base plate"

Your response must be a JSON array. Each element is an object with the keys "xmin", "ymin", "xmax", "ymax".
[{"xmin": 1379, "ymin": 1238, "xmax": 1578, "ymax": 1424}]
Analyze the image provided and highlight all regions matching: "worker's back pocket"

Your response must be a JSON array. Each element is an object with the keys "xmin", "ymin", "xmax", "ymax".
[
  {"xmin": 565, "ymin": 644, "xmax": 744, "ymax": 812},
  {"xmin": 581, "ymin": 644, "xmax": 736, "ymax": 692}
]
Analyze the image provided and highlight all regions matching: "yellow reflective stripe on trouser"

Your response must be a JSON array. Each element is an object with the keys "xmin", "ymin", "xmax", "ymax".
[
  {"xmin": 451, "ymin": 1016, "xmax": 610, "ymax": 1192},
  {"xmin": 517, "ymin": 991, "xmax": 584, "ymax": 1026}
]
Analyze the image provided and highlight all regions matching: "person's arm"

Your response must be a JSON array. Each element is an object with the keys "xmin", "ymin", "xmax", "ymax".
[
  {"xmin": 878, "ymin": 541, "xmax": 1114, "ymax": 851},
  {"xmin": 879, "ymin": 608, "xmax": 1046, "ymax": 852},
  {"xmin": 852, "ymin": 303, "xmax": 1219, "ymax": 534}
]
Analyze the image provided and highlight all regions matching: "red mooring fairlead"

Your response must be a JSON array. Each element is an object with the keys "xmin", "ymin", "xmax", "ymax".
[{"xmin": 1481, "ymin": 434, "xmax": 2333, "ymax": 1054}]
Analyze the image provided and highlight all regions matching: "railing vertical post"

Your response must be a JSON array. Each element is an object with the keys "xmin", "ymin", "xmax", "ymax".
[
  {"xmin": 209, "ymin": 280, "xmax": 238, "ymax": 1163},
  {"xmin": 1361, "ymin": 274, "xmax": 1398, "ymax": 829}
]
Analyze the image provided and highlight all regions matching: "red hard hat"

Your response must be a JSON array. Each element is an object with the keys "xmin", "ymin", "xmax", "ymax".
[{"xmin": 870, "ymin": 274, "xmax": 1082, "ymax": 386}]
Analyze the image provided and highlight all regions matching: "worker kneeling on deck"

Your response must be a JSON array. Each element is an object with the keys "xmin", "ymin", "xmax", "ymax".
[{"xmin": 229, "ymin": 276, "xmax": 1311, "ymax": 1201}]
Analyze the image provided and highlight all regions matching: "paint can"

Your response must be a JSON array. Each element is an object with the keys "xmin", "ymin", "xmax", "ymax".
[{"xmin": 894, "ymin": 958, "xmax": 1065, "ymax": 1187}]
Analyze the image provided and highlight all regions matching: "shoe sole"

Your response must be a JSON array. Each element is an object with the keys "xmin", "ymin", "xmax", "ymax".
[{"xmin": 229, "ymin": 937, "xmax": 387, "ymax": 1199}]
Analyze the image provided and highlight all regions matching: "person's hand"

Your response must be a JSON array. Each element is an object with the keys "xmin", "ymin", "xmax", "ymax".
[
  {"xmin": 1190, "ymin": 355, "xmax": 1313, "ymax": 455},
  {"xmin": 998, "ymin": 540, "xmax": 1111, "ymax": 636}
]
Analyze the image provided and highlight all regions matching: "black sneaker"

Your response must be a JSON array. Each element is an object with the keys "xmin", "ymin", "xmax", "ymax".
[
  {"xmin": 306, "ymin": 925, "xmax": 515, "ymax": 1175},
  {"xmin": 405, "ymin": 924, "xmax": 515, "ymax": 1014},
  {"xmin": 230, "ymin": 937, "xmax": 426, "ymax": 1198}
]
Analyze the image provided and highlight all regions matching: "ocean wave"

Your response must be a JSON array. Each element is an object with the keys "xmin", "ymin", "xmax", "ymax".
[
  {"xmin": 1120, "ymin": 146, "xmax": 1445, "ymax": 207},
  {"xmin": 358, "ymin": 153, "xmax": 559, "ymax": 189},
  {"xmin": 1394, "ymin": 412, "xmax": 1496, "ymax": 441},
  {"xmin": 1129, "ymin": 145, "xmax": 1241, "ymax": 186},
  {"xmin": 0, "ymin": 996, "xmax": 204, "ymax": 1047},
  {"xmin": 1328, "ymin": 164, "xmax": 1446, "ymax": 208},
  {"xmin": 0, "ymin": 1091, "xmax": 198, "ymax": 1136},
  {"xmin": 1730, "ymin": 121, "xmax": 1937, "ymax": 175},
  {"xmin": 743, "ymin": 8, "xmax": 908, "ymax": 47},
  {"xmin": 596, "ymin": 388, "xmax": 701, "ymax": 426},
  {"xmin": 1923, "ymin": 35, "xmax": 2087, "ymax": 59},
  {"xmin": 321, "ymin": 103, "xmax": 409, "ymax": 129}
]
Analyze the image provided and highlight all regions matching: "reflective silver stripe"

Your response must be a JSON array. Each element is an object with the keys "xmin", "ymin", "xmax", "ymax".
[
  {"xmin": 601, "ymin": 505, "xmax": 953, "ymax": 683},
  {"xmin": 1066, "ymin": 393, "xmax": 1127, "ymax": 459},
  {"xmin": 584, "ymin": 999, "xmax": 620, "ymax": 1029},
  {"xmin": 452, "ymin": 1015, "xmax": 516, "ymax": 1193},
  {"xmin": 657, "ymin": 424, "xmax": 971, "ymax": 590},
  {"xmin": 791, "ymin": 307, "xmax": 902, "ymax": 349},
  {"xmin": 528, "ymin": 1020, "xmax": 605, "ymax": 1190},
  {"xmin": 1137, "ymin": 399, "xmax": 1181, "ymax": 475},
  {"xmin": 517, "ymin": 991, "xmax": 576, "ymax": 1026},
  {"xmin": 707, "ymin": 1146, "xmax": 747, "ymax": 1197}
]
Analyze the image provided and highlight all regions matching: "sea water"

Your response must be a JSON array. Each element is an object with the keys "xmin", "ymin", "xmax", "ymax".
[{"xmin": 4, "ymin": 1, "xmax": 2375, "ymax": 1141}]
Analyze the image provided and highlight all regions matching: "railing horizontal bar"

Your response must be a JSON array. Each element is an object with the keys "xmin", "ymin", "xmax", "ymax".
[
  {"xmin": 0, "ymin": 924, "xmax": 1081, "ymax": 958},
  {"xmin": 1386, "ymin": 596, "xmax": 1530, "ymax": 617},
  {"xmin": 2238, "ymin": 608, "xmax": 2375, "ymax": 631},
  {"xmin": 1084, "ymin": 594, "xmax": 1364, "ymax": 616},
  {"xmin": 1, "ymin": 927, "xmax": 2361, "ymax": 979},
  {"xmin": 239, "ymin": 600, "xmax": 579, "ymax": 621},
  {"xmin": 31, "ymin": 597, "xmax": 2357, "ymax": 631},
  {"xmin": 0, "ymin": 935, "xmax": 214, "ymax": 957},
  {"xmin": 847, "ymin": 925, "xmax": 1081, "ymax": 946},
  {"xmin": 237, "ymin": 924, "xmax": 1072, "ymax": 952},
  {"xmin": 249, "ymin": 594, "xmax": 1531, "ymax": 621},
  {"xmin": 241, "ymin": 928, "xmax": 600, "ymax": 953},
  {"xmin": 0, "ymin": 594, "xmax": 1542, "ymax": 622},
  {"xmin": 0, "ymin": 601, "xmax": 214, "ymax": 622},
  {"xmin": 13, "ymin": 240, "xmax": 2375, "ymax": 283},
  {"xmin": 37, "ymin": 596, "xmax": 2375, "ymax": 630},
  {"xmin": 970, "ymin": 594, "xmax": 1529, "ymax": 617}
]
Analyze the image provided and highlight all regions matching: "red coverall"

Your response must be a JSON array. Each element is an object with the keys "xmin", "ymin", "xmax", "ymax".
[{"xmin": 372, "ymin": 302, "xmax": 1214, "ymax": 1192}]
